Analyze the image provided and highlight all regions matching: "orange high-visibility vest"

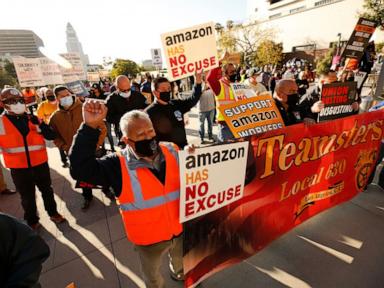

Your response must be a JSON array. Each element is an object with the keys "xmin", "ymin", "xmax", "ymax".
[
  {"xmin": 118, "ymin": 142, "xmax": 182, "ymax": 245},
  {"xmin": 0, "ymin": 115, "xmax": 47, "ymax": 168},
  {"xmin": 216, "ymin": 78, "xmax": 235, "ymax": 121}
]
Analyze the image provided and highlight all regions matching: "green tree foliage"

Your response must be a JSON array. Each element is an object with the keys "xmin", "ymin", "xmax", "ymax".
[
  {"xmin": 215, "ymin": 21, "xmax": 277, "ymax": 66},
  {"xmin": 375, "ymin": 42, "xmax": 384, "ymax": 53},
  {"xmin": 316, "ymin": 45, "xmax": 336, "ymax": 75},
  {"xmin": 360, "ymin": 0, "xmax": 384, "ymax": 30},
  {"xmin": 111, "ymin": 59, "xmax": 141, "ymax": 79},
  {"xmin": 0, "ymin": 59, "xmax": 18, "ymax": 89},
  {"xmin": 254, "ymin": 40, "xmax": 283, "ymax": 67}
]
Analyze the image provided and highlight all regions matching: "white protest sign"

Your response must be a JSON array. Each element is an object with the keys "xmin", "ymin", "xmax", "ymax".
[
  {"xmin": 39, "ymin": 57, "xmax": 64, "ymax": 85},
  {"xmin": 354, "ymin": 71, "xmax": 367, "ymax": 89},
  {"xmin": 12, "ymin": 57, "xmax": 45, "ymax": 87},
  {"xmin": 59, "ymin": 52, "xmax": 86, "ymax": 82},
  {"xmin": 230, "ymin": 83, "xmax": 257, "ymax": 101},
  {"xmin": 87, "ymin": 72, "xmax": 100, "ymax": 82},
  {"xmin": 99, "ymin": 69, "xmax": 110, "ymax": 78},
  {"xmin": 151, "ymin": 48, "xmax": 163, "ymax": 68},
  {"xmin": 161, "ymin": 22, "xmax": 218, "ymax": 81},
  {"xmin": 178, "ymin": 142, "xmax": 248, "ymax": 222}
]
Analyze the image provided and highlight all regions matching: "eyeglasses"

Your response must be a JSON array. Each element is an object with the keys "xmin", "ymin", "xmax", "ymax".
[
  {"xmin": 120, "ymin": 89, "xmax": 131, "ymax": 93},
  {"xmin": 3, "ymin": 98, "xmax": 25, "ymax": 105}
]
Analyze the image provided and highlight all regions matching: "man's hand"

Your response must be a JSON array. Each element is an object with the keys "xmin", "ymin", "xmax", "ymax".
[
  {"xmin": 195, "ymin": 70, "xmax": 203, "ymax": 84},
  {"xmin": 311, "ymin": 101, "xmax": 324, "ymax": 113},
  {"xmin": 352, "ymin": 101, "xmax": 360, "ymax": 111},
  {"xmin": 83, "ymin": 99, "xmax": 108, "ymax": 129}
]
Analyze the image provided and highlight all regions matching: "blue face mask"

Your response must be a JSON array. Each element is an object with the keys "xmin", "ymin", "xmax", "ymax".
[{"xmin": 60, "ymin": 95, "xmax": 74, "ymax": 107}]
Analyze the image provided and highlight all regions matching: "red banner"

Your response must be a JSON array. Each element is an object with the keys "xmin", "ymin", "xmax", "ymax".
[{"xmin": 183, "ymin": 111, "xmax": 384, "ymax": 287}]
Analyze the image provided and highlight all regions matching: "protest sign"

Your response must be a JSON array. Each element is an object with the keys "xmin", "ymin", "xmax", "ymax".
[
  {"xmin": 99, "ymin": 69, "xmax": 110, "ymax": 78},
  {"xmin": 184, "ymin": 110, "xmax": 384, "ymax": 288},
  {"xmin": 87, "ymin": 72, "xmax": 100, "ymax": 82},
  {"xmin": 226, "ymin": 52, "xmax": 242, "ymax": 65},
  {"xmin": 12, "ymin": 57, "xmax": 45, "ymax": 87},
  {"xmin": 151, "ymin": 48, "xmax": 163, "ymax": 68},
  {"xmin": 179, "ymin": 142, "xmax": 248, "ymax": 223},
  {"xmin": 355, "ymin": 71, "xmax": 367, "ymax": 89},
  {"xmin": 161, "ymin": 22, "xmax": 218, "ymax": 81},
  {"xmin": 318, "ymin": 81, "xmax": 357, "ymax": 122},
  {"xmin": 219, "ymin": 93, "xmax": 285, "ymax": 138},
  {"xmin": 39, "ymin": 57, "xmax": 64, "ymax": 85},
  {"xmin": 60, "ymin": 52, "xmax": 86, "ymax": 82},
  {"xmin": 341, "ymin": 18, "xmax": 377, "ymax": 61},
  {"xmin": 66, "ymin": 80, "xmax": 89, "ymax": 97},
  {"xmin": 230, "ymin": 83, "xmax": 257, "ymax": 100}
]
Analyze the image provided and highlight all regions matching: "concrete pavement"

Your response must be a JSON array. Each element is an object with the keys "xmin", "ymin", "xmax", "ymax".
[{"xmin": 1, "ymin": 107, "xmax": 384, "ymax": 288}]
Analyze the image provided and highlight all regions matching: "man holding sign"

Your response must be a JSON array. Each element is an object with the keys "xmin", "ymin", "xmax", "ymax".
[{"xmin": 70, "ymin": 107, "xmax": 185, "ymax": 287}]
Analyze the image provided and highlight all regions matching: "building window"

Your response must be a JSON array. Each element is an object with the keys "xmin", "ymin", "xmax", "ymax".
[
  {"xmin": 269, "ymin": 13, "xmax": 282, "ymax": 19},
  {"xmin": 270, "ymin": 0, "xmax": 282, "ymax": 4},
  {"xmin": 314, "ymin": 0, "xmax": 337, "ymax": 7},
  {"xmin": 290, "ymin": 6, "xmax": 306, "ymax": 14}
]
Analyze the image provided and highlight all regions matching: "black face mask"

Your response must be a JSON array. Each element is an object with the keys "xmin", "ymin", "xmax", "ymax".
[
  {"xmin": 159, "ymin": 91, "xmax": 171, "ymax": 102},
  {"xmin": 229, "ymin": 74, "xmax": 237, "ymax": 83},
  {"xmin": 287, "ymin": 93, "xmax": 300, "ymax": 108},
  {"xmin": 132, "ymin": 137, "xmax": 158, "ymax": 157},
  {"xmin": 47, "ymin": 96, "xmax": 56, "ymax": 102}
]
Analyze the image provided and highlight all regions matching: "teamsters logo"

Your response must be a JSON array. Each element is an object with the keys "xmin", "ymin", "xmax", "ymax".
[{"xmin": 354, "ymin": 149, "xmax": 377, "ymax": 190}]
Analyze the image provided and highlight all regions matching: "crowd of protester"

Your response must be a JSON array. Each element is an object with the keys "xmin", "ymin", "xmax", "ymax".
[{"xmin": 0, "ymin": 42, "xmax": 383, "ymax": 287}]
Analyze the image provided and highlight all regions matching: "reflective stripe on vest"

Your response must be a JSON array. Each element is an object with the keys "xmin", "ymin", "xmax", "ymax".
[
  {"xmin": 162, "ymin": 143, "xmax": 179, "ymax": 165},
  {"xmin": 120, "ymin": 145, "xmax": 180, "ymax": 211},
  {"xmin": 0, "ymin": 117, "xmax": 4, "ymax": 135},
  {"xmin": 2, "ymin": 144, "xmax": 45, "ymax": 154}
]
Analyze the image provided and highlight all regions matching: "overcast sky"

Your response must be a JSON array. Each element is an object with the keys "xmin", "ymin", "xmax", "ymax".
[{"xmin": 1, "ymin": 0, "xmax": 247, "ymax": 64}]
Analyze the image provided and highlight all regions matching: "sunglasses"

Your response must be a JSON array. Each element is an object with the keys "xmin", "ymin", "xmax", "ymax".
[{"xmin": 4, "ymin": 98, "xmax": 25, "ymax": 105}]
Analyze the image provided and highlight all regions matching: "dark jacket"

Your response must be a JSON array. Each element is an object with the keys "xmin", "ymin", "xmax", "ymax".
[
  {"xmin": 0, "ymin": 213, "xmax": 50, "ymax": 287},
  {"xmin": 275, "ymin": 99, "xmax": 304, "ymax": 126},
  {"xmin": 69, "ymin": 124, "xmax": 168, "ymax": 196},
  {"xmin": 106, "ymin": 91, "xmax": 148, "ymax": 125},
  {"xmin": 145, "ymin": 84, "xmax": 202, "ymax": 148}
]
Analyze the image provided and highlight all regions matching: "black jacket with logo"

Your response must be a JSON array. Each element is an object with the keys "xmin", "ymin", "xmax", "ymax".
[{"xmin": 145, "ymin": 84, "xmax": 202, "ymax": 148}]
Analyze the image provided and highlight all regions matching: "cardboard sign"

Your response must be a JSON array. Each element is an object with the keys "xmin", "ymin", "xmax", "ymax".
[
  {"xmin": 219, "ymin": 93, "xmax": 285, "ymax": 138},
  {"xmin": 66, "ymin": 80, "xmax": 89, "ymax": 97},
  {"xmin": 178, "ymin": 142, "xmax": 248, "ymax": 222},
  {"xmin": 161, "ymin": 22, "xmax": 218, "ymax": 81},
  {"xmin": 60, "ymin": 52, "xmax": 86, "ymax": 81},
  {"xmin": 87, "ymin": 72, "xmax": 100, "ymax": 82},
  {"xmin": 12, "ymin": 57, "xmax": 45, "ymax": 87},
  {"xmin": 39, "ymin": 57, "xmax": 64, "ymax": 85},
  {"xmin": 226, "ymin": 52, "xmax": 242, "ymax": 65},
  {"xmin": 318, "ymin": 82, "xmax": 357, "ymax": 122},
  {"xmin": 341, "ymin": 18, "xmax": 377, "ymax": 60},
  {"xmin": 151, "ymin": 48, "xmax": 163, "ymax": 68},
  {"xmin": 230, "ymin": 83, "xmax": 257, "ymax": 100}
]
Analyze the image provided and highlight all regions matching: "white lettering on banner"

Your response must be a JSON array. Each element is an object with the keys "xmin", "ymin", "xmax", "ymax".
[
  {"xmin": 346, "ymin": 45, "xmax": 364, "ymax": 52},
  {"xmin": 178, "ymin": 142, "xmax": 248, "ymax": 222},
  {"xmin": 319, "ymin": 105, "xmax": 353, "ymax": 116}
]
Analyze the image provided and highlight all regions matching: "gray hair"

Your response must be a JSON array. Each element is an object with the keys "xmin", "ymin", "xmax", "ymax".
[{"xmin": 119, "ymin": 110, "xmax": 151, "ymax": 137}]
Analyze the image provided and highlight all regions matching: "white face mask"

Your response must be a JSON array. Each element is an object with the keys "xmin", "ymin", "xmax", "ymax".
[
  {"xmin": 60, "ymin": 96, "xmax": 74, "ymax": 107},
  {"xmin": 9, "ymin": 102, "xmax": 26, "ymax": 114},
  {"xmin": 120, "ymin": 91, "xmax": 131, "ymax": 98}
]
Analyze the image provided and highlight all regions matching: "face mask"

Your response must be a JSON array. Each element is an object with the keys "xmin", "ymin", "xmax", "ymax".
[
  {"xmin": 120, "ymin": 90, "xmax": 131, "ymax": 98},
  {"xmin": 287, "ymin": 94, "xmax": 300, "ymax": 107},
  {"xmin": 47, "ymin": 96, "xmax": 56, "ymax": 102},
  {"xmin": 60, "ymin": 96, "xmax": 74, "ymax": 107},
  {"xmin": 229, "ymin": 74, "xmax": 237, "ymax": 83},
  {"xmin": 159, "ymin": 91, "xmax": 171, "ymax": 102},
  {"xmin": 132, "ymin": 137, "xmax": 158, "ymax": 157},
  {"xmin": 9, "ymin": 102, "xmax": 26, "ymax": 114}
]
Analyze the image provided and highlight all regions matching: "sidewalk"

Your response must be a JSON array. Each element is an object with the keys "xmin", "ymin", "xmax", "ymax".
[{"xmin": 1, "ymin": 109, "xmax": 384, "ymax": 287}]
